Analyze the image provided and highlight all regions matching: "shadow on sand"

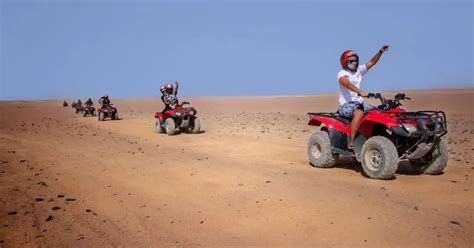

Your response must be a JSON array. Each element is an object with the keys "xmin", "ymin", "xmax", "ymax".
[{"xmin": 310, "ymin": 156, "xmax": 438, "ymax": 179}]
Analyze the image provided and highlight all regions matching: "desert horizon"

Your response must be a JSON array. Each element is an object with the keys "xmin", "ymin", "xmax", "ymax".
[{"xmin": 2, "ymin": 86, "xmax": 473, "ymax": 102}]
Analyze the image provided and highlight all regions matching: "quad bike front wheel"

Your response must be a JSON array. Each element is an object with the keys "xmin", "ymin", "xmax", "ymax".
[
  {"xmin": 112, "ymin": 111, "xmax": 119, "ymax": 120},
  {"xmin": 188, "ymin": 116, "xmax": 201, "ymax": 133},
  {"xmin": 165, "ymin": 118, "xmax": 176, "ymax": 135},
  {"xmin": 155, "ymin": 118, "xmax": 165, "ymax": 133},
  {"xmin": 98, "ymin": 112, "xmax": 105, "ymax": 121},
  {"xmin": 307, "ymin": 131, "xmax": 337, "ymax": 168},
  {"xmin": 360, "ymin": 136, "xmax": 399, "ymax": 179},
  {"xmin": 410, "ymin": 140, "xmax": 448, "ymax": 175}
]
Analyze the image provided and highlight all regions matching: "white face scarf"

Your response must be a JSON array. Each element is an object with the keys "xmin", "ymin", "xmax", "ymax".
[{"xmin": 347, "ymin": 56, "xmax": 359, "ymax": 72}]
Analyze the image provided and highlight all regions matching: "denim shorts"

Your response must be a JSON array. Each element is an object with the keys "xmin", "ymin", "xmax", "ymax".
[{"xmin": 337, "ymin": 101, "xmax": 375, "ymax": 118}]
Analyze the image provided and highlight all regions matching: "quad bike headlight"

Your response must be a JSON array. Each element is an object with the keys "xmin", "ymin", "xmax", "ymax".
[
  {"xmin": 189, "ymin": 111, "xmax": 195, "ymax": 115},
  {"xmin": 402, "ymin": 123, "xmax": 417, "ymax": 134},
  {"xmin": 175, "ymin": 112, "xmax": 181, "ymax": 116}
]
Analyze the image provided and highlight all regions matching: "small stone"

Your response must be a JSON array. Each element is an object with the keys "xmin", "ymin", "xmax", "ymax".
[
  {"xmin": 45, "ymin": 215, "xmax": 54, "ymax": 221},
  {"xmin": 52, "ymin": 206, "xmax": 61, "ymax": 211},
  {"xmin": 7, "ymin": 211, "xmax": 17, "ymax": 215},
  {"xmin": 66, "ymin": 198, "xmax": 76, "ymax": 201},
  {"xmin": 450, "ymin": 220, "xmax": 461, "ymax": 226},
  {"xmin": 35, "ymin": 198, "xmax": 44, "ymax": 202}
]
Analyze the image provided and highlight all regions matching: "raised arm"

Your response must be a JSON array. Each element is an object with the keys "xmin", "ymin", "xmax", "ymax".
[
  {"xmin": 365, "ymin": 45, "xmax": 390, "ymax": 70},
  {"xmin": 339, "ymin": 76, "xmax": 368, "ymax": 97},
  {"xmin": 174, "ymin": 80, "xmax": 179, "ymax": 94}
]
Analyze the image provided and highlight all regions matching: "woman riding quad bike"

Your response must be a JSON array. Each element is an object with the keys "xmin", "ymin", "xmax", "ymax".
[
  {"xmin": 97, "ymin": 95, "xmax": 119, "ymax": 121},
  {"xmin": 155, "ymin": 81, "xmax": 201, "ymax": 135}
]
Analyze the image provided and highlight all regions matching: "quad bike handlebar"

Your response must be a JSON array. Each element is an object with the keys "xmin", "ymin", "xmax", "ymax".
[
  {"xmin": 366, "ymin": 92, "xmax": 411, "ymax": 110},
  {"xmin": 176, "ymin": 101, "xmax": 190, "ymax": 107}
]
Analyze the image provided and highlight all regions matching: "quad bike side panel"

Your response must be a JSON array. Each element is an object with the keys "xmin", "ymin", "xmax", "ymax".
[
  {"xmin": 308, "ymin": 116, "xmax": 350, "ymax": 135},
  {"xmin": 357, "ymin": 111, "xmax": 401, "ymax": 138}
]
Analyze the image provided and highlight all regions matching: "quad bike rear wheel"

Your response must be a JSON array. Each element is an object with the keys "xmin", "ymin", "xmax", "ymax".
[
  {"xmin": 98, "ymin": 112, "xmax": 105, "ymax": 121},
  {"xmin": 360, "ymin": 136, "xmax": 399, "ymax": 179},
  {"xmin": 307, "ymin": 131, "xmax": 337, "ymax": 168},
  {"xmin": 155, "ymin": 118, "xmax": 165, "ymax": 133},
  {"xmin": 410, "ymin": 140, "xmax": 448, "ymax": 175},
  {"xmin": 165, "ymin": 118, "xmax": 176, "ymax": 135}
]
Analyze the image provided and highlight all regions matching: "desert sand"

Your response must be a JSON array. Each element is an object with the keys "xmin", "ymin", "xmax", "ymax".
[{"xmin": 1, "ymin": 89, "xmax": 473, "ymax": 247}]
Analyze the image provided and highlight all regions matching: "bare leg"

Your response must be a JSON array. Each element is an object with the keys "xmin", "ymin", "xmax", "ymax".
[{"xmin": 349, "ymin": 108, "xmax": 364, "ymax": 147}]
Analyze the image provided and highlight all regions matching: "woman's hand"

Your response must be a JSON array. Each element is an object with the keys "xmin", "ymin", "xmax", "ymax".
[
  {"xmin": 379, "ymin": 45, "xmax": 390, "ymax": 53},
  {"xmin": 358, "ymin": 91, "xmax": 368, "ymax": 97}
]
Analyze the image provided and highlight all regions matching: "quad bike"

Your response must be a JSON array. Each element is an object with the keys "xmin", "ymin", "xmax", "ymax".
[
  {"xmin": 71, "ymin": 102, "xmax": 77, "ymax": 109},
  {"xmin": 63, "ymin": 101, "xmax": 68, "ymax": 107},
  {"xmin": 307, "ymin": 93, "xmax": 448, "ymax": 179},
  {"xmin": 97, "ymin": 104, "xmax": 119, "ymax": 121},
  {"xmin": 75, "ymin": 104, "xmax": 84, "ymax": 114},
  {"xmin": 155, "ymin": 101, "xmax": 201, "ymax": 135},
  {"xmin": 82, "ymin": 105, "xmax": 96, "ymax": 117}
]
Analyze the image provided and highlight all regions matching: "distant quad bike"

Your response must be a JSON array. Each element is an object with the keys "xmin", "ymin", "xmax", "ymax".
[
  {"xmin": 71, "ymin": 102, "xmax": 77, "ymax": 109},
  {"xmin": 63, "ymin": 101, "xmax": 68, "ymax": 107},
  {"xmin": 75, "ymin": 104, "xmax": 84, "ymax": 114},
  {"xmin": 155, "ymin": 101, "xmax": 201, "ymax": 135},
  {"xmin": 307, "ymin": 93, "xmax": 448, "ymax": 180},
  {"xmin": 82, "ymin": 105, "xmax": 96, "ymax": 117},
  {"xmin": 97, "ymin": 104, "xmax": 119, "ymax": 121}
]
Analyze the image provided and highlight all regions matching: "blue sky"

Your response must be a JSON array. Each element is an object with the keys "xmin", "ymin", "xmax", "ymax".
[{"xmin": 1, "ymin": 0, "xmax": 472, "ymax": 100}]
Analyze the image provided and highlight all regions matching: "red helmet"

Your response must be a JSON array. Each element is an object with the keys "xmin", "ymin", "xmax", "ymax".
[
  {"xmin": 165, "ymin": 84, "xmax": 173, "ymax": 91},
  {"xmin": 340, "ymin": 50, "xmax": 359, "ymax": 70}
]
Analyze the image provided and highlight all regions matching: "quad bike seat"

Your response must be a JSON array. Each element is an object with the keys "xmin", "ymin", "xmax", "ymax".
[
  {"xmin": 307, "ymin": 112, "xmax": 352, "ymax": 125},
  {"xmin": 334, "ymin": 113, "xmax": 352, "ymax": 125}
]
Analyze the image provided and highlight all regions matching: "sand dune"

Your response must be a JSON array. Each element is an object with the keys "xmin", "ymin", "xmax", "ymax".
[{"xmin": 1, "ymin": 89, "xmax": 473, "ymax": 247}]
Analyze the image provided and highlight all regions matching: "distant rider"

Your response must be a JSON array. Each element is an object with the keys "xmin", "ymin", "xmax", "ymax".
[
  {"xmin": 337, "ymin": 45, "xmax": 390, "ymax": 148},
  {"xmin": 85, "ymin": 98, "xmax": 94, "ymax": 107},
  {"xmin": 161, "ymin": 81, "xmax": 179, "ymax": 113},
  {"xmin": 99, "ymin": 95, "xmax": 111, "ymax": 109},
  {"xmin": 77, "ymin": 99, "xmax": 83, "ymax": 106}
]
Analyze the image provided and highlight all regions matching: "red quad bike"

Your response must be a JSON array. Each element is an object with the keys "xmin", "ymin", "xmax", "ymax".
[
  {"xmin": 82, "ymin": 106, "xmax": 96, "ymax": 117},
  {"xmin": 75, "ymin": 104, "xmax": 84, "ymax": 114},
  {"xmin": 154, "ymin": 102, "xmax": 201, "ymax": 135},
  {"xmin": 97, "ymin": 104, "xmax": 119, "ymax": 121},
  {"xmin": 307, "ymin": 93, "xmax": 448, "ymax": 179}
]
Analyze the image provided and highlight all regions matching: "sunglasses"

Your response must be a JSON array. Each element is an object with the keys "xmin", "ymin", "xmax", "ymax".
[{"xmin": 348, "ymin": 59, "xmax": 358, "ymax": 64}]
